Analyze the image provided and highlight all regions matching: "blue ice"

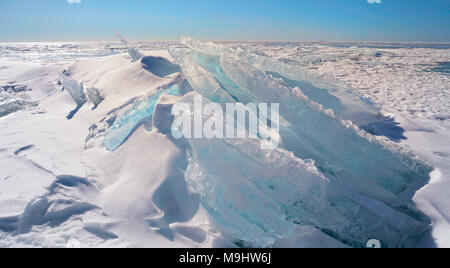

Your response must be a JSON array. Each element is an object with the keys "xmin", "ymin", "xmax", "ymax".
[
  {"xmin": 189, "ymin": 50, "xmax": 255, "ymax": 104},
  {"xmin": 103, "ymin": 84, "xmax": 179, "ymax": 151}
]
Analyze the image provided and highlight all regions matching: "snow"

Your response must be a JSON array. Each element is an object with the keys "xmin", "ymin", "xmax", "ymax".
[{"xmin": 0, "ymin": 39, "xmax": 448, "ymax": 248}]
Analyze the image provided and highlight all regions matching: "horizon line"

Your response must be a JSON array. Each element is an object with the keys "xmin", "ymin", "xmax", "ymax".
[{"xmin": 1, "ymin": 39, "xmax": 450, "ymax": 44}]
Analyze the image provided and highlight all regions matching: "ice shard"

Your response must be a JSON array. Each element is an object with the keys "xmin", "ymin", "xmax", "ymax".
[
  {"xmin": 169, "ymin": 48, "xmax": 237, "ymax": 103},
  {"xmin": 85, "ymin": 87, "xmax": 104, "ymax": 110},
  {"xmin": 116, "ymin": 31, "xmax": 144, "ymax": 62},
  {"xmin": 59, "ymin": 75, "xmax": 87, "ymax": 108},
  {"xmin": 59, "ymin": 74, "xmax": 88, "ymax": 119}
]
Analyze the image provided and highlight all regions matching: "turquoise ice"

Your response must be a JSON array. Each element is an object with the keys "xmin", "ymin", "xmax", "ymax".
[{"xmin": 103, "ymin": 84, "xmax": 179, "ymax": 151}]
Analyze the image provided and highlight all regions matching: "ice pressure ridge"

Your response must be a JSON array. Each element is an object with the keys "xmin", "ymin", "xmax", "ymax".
[{"xmin": 91, "ymin": 37, "xmax": 433, "ymax": 247}]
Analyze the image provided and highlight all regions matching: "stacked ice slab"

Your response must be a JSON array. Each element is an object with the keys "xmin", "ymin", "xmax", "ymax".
[
  {"xmin": 173, "ymin": 92, "xmax": 430, "ymax": 248},
  {"xmin": 169, "ymin": 37, "xmax": 432, "ymax": 247}
]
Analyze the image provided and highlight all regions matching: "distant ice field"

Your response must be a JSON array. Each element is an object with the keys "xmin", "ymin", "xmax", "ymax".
[{"xmin": 1, "ymin": 41, "xmax": 448, "ymax": 121}]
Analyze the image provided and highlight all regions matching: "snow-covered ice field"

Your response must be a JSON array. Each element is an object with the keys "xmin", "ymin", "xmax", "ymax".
[{"xmin": 0, "ymin": 39, "xmax": 448, "ymax": 248}]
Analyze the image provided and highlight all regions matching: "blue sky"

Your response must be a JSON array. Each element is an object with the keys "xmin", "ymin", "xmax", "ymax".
[{"xmin": 0, "ymin": 0, "xmax": 449, "ymax": 42}]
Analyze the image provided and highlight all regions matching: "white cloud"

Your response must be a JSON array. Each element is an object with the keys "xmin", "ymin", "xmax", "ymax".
[
  {"xmin": 67, "ymin": 0, "xmax": 81, "ymax": 4},
  {"xmin": 367, "ymin": 0, "xmax": 381, "ymax": 3}
]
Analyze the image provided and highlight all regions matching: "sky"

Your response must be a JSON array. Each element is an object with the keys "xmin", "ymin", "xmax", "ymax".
[{"xmin": 0, "ymin": 0, "xmax": 449, "ymax": 42}]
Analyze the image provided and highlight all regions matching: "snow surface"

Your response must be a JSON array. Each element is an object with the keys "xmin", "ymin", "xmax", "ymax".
[{"xmin": 0, "ymin": 39, "xmax": 448, "ymax": 248}]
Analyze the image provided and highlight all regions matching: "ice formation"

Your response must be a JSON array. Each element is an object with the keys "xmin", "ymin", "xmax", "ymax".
[
  {"xmin": 59, "ymin": 74, "xmax": 106, "ymax": 117},
  {"xmin": 169, "ymin": 38, "xmax": 431, "ymax": 197},
  {"xmin": 85, "ymin": 87, "xmax": 104, "ymax": 110},
  {"xmin": 177, "ymin": 36, "xmax": 382, "ymax": 127},
  {"xmin": 0, "ymin": 82, "xmax": 37, "ymax": 118},
  {"xmin": 103, "ymin": 83, "xmax": 180, "ymax": 151},
  {"xmin": 116, "ymin": 32, "xmax": 143, "ymax": 62},
  {"xmin": 0, "ymin": 92, "xmax": 37, "ymax": 118},
  {"xmin": 59, "ymin": 75, "xmax": 88, "ymax": 119},
  {"xmin": 96, "ymin": 37, "xmax": 433, "ymax": 247},
  {"xmin": 174, "ymin": 93, "xmax": 430, "ymax": 247}
]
